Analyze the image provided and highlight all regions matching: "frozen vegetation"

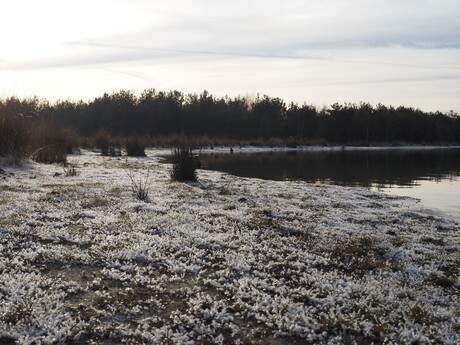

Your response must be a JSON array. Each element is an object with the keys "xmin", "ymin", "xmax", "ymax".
[{"xmin": 0, "ymin": 150, "xmax": 459, "ymax": 344}]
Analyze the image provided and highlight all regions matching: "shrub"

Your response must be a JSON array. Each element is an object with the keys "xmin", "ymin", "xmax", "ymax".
[
  {"xmin": 0, "ymin": 114, "xmax": 30, "ymax": 164},
  {"xmin": 93, "ymin": 131, "xmax": 111, "ymax": 156},
  {"xmin": 29, "ymin": 123, "xmax": 68, "ymax": 164},
  {"xmin": 125, "ymin": 136, "xmax": 146, "ymax": 157},
  {"xmin": 286, "ymin": 137, "xmax": 298, "ymax": 148},
  {"xmin": 30, "ymin": 146, "xmax": 67, "ymax": 164},
  {"xmin": 61, "ymin": 129, "xmax": 80, "ymax": 154},
  {"xmin": 170, "ymin": 144, "xmax": 200, "ymax": 182}
]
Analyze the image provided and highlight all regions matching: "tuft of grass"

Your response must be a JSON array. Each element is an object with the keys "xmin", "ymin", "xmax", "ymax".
[
  {"xmin": 0, "ymin": 114, "xmax": 29, "ymax": 164},
  {"xmin": 218, "ymin": 187, "xmax": 231, "ymax": 195},
  {"xmin": 0, "ymin": 300, "xmax": 33, "ymax": 325},
  {"xmin": 428, "ymin": 274, "xmax": 455, "ymax": 288},
  {"xmin": 421, "ymin": 237, "xmax": 445, "ymax": 246},
  {"xmin": 30, "ymin": 145, "xmax": 67, "ymax": 164},
  {"xmin": 126, "ymin": 167, "xmax": 151, "ymax": 202},
  {"xmin": 63, "ymin": 162, "xmax": 77, "ymax": 176},
  {"xmin": 390, "ymin": 236, "xmax": 411, "ymax": 247},
  {"xmin": 296, "ymin": 230, "xmax": 319, "ymax": 247},
  {"xmin": 93, "ymin": 130, "xmax": 111, "ymax": 156},
  {"xmin": 81, "ymin": 196, "xmax": 110, "ymax": 209},
  {"xmin": 29, "ymin": 123, "xmax": 72, "ymax": 164},
  {"xmin": 109, "ymin": 186, "xmax": 124, "ymax": 195},
  {"xmin": 125, "ymin": 136, "xmax": 147, "ymax": 157},
  {"xmin": 318, "ymin": 316, "xmax": 343, "ymax": 333},
  {"xmin": 332, "ymin": 235, "xmax": 390, "ymax": 271},
  {"xmin": 170, "ymin": 144, "xmax": 200, "ymax": 182},
  {"xmin": 408, "ymin": 305, "xmax": 430, "ymax": 325},
  {"xmin": 247, "ymin": 210, "xmax": 281, "ymax": 230}
]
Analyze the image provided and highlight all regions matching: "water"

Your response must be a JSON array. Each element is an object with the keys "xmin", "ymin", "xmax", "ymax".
[{"xmin": 198, "ymin": 148, "xmax": 460, "ymax": 221}]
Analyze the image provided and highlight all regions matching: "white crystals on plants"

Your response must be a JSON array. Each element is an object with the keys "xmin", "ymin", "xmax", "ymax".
[{"xmin": 0, "ymin": 149, "xmax": 458, "ymax": 344}]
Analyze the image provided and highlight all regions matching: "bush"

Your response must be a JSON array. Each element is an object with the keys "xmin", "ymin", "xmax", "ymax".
[
  {"xmin": 170, "ymin": 144, "xmax": 200, "ymax": 182},
  {"xmin": 125, "ymin": 136, "xmax": 146, "ymax": 157},
  {"xmin": 29, "ymin": 123, "xmax": 69, "ymax": 164},
  {"xmin": 61, "ymin": 129, "xmax": 80, "ymax": 154},
  {"xmin": 0, "ymin": 114, "xmax": 30, "ymax": 164},
  {"xmin": 93, "ymin": 131, "xmax": 111, "ymax": 156},
  {"xmin": 286, "ymin": 137, "xmax": 298, "ymax": 148}
]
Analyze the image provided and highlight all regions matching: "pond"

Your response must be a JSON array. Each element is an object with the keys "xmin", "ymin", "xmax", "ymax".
[{"xmin": 198, "ymin": 148, "xmax": 460, "ymax": 222}]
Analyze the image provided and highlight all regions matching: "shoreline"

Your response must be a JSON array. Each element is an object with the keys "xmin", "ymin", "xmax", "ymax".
[
  {"xmin": 145, "ymin": 144, "xmax": 460, "ymax": 159},
  {"xmin": 196, "ymin": 144, "xmax": 460, "ymax": 154}
]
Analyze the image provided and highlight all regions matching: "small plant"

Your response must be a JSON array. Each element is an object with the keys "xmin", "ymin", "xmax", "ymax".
[
  {"xmin": 218, "ymin": 187, "xmax": 231, "ymax": 195},
  {"xmin": 429, "ymin": 274, "xmax": 455, "ymax": 288},
  {"xmin": 170, "ymin": 144, "xmax": 200, "ymax": 182},
  {"xmin": 126, "ymin": 167, "xmax": 151, "ymax": 202},
  {"xmin": 421, "ymin": 236, "xmax": 445, "ymax": 246},
  {"xmin": 125, "ymin": 136, "xmax": 146, "ymax": 157},
  {"xmin": 63, "ymin": 162, "xmax": 77, "ymax": 176},
  {"xmin": 297, "ymin": 229, "xmax": 319, "ymax": 247},
  {"xmin": 332, "ymin": 236, "xmax": 389, "ymax": 272},
  {"xmin": 81, "ymin": 196, "xmax": 110, "ymax": 209}
]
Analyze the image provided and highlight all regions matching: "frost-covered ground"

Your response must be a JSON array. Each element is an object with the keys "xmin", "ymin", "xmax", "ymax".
[{"xmin": 0, "ymin": 149, "xmax": 459, "ymax": 344}]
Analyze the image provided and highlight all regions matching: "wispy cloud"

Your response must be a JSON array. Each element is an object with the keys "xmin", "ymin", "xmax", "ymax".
[{"xmin": 1, "ymin": 0, "xmax": 460, "ymax": 111}]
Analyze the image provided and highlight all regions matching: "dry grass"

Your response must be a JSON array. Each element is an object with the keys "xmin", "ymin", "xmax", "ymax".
[{"xmin": 170, "ymin": 144, "xmax": 199, "ymax": 182}]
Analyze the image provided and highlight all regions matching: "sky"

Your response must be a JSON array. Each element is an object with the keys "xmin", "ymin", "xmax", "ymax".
[{"xmin": 1, "ymin": 0, "xmax": 459, "ymax": 112}]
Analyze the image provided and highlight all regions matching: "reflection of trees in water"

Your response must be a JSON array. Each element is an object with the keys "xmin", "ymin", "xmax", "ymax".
[{"xmin": 199, "ymin": 149, "xmax": 460, "ymax": 188}]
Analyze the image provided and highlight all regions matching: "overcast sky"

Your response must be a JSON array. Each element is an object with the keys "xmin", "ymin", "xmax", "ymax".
[{"xmin": 1, "ymin": 0, "xmax": 459, "ymax": 112}]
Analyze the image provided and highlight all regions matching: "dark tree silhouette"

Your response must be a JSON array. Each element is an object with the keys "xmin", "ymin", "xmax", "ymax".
[{"xmin": 1, "ymin": 90, "xmax": 459, "ymax": 147}]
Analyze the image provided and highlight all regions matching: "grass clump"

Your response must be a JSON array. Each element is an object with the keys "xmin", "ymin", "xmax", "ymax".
[
  {"xmin": 93, "ymin": 131, "xmax": 120, "ymax": 156},
  {"xmin": 0, "ymin": 114, "xmax": 29, "ymax": 165},
  {"xmin": 93, "ymin": 131, "xmax": 110, "ymax": 156},
  {"xmin": 170, "ymin": 144, "xmax": 200, "ymax": 182},
  {"xmin": 125, "ymin": 136, "xmax": 147, "ymax": 157},
  {"xmin": 29, "ymin": 123, "xmax": 71, "ymax": 164},
  {"xmin": 421, "ymin": 237, "xmax": 445, "ymax": 246},
  {"xmin": 81, "ymin": 196, "xmax": 110, "ymax": 209},
  {"xmin": 428, "ymin": 274, "xmax": 455, "ymax": 288},
  {"xmin": 332, "ymin": 235, "xmax": 390, "ymax": 272},
  {"xmin": 63, "ymin": 162, "xmax": 77, "ymax": 176},
  {"xmin": 126, "ymin": 168, "xmax": 151, "ymax": 202}
]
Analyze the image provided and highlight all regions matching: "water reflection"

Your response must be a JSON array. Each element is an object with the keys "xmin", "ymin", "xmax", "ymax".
[{"xmin": 198, "ymin": 149, "xmax": 460, "ymax": 188}]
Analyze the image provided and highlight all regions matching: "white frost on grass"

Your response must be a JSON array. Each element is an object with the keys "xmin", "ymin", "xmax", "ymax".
[
  {"xmin": 0, "ymin": 150, "xmax": 458, "ymax": 344},
  {"xmin": 0, "ymin": 268, "xmax": 79, "ymax": 344}
]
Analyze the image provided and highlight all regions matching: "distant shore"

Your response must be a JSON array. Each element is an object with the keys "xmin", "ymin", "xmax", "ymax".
[{"xmin": 145, "ymin": 144, "xmax": 460, "ymax": 156}]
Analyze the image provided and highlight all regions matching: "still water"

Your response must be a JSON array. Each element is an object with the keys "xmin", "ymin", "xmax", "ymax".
[{"xmin": 199, "ymin": 148, "xmax": 460, "ymax": 221}]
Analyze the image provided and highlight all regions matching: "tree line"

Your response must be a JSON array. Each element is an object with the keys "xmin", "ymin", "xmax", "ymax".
[{"xmin": 1, "ymin": 89, "xmax": 459, "ymax": 145}]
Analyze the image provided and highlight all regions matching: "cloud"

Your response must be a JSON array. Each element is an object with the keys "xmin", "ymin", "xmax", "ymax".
[
  {"xmin": 2, "ymin": 0, "xmax": 460, "ymax": 111},
  {"xmin": 5, "ymin": 0, "xmax": 460, "ymax": 71},
  {"xmin": 65, "ymin": 0, "xmax": 460, "ymax": 69},
  {"xmin": 326, "ymin": 73, "xmax": 460, "ymax": 86}
]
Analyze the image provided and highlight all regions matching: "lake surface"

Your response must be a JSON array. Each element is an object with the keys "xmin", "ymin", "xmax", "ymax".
[{"xmin": 198, "ymin": 148, "xmax": 460, "ymax": 222}]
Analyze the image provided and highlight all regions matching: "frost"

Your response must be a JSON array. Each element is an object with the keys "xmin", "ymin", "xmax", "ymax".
[{"xmin": 0, "ymin": 149, "xmax": 459, "ymax": 343}]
